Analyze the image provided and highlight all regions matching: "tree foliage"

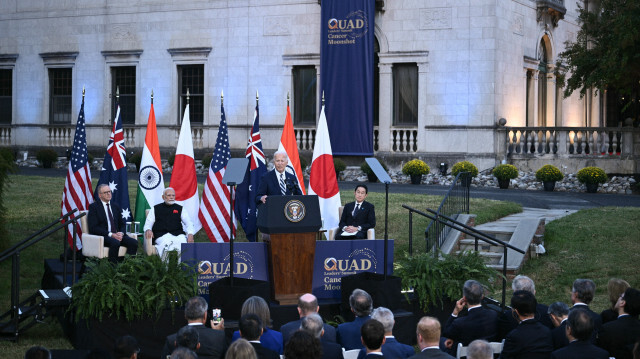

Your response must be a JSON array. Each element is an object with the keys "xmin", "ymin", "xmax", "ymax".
[{"xmin": 558, "ymin": 0, "xmax": 640, "ymax": 100}]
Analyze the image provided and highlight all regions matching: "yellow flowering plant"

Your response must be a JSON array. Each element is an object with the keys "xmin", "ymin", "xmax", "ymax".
[
  {"xmin": 492, "ymin": 164, "xmax": 518, "ymax": 180},
  {"xmin": 535, "ymin": 164, "xmax": 564, "ymax": 182},
  {"xmin": 402, "ymin": 159, "xmax": 430, "ymax": 176},
  {"xmin": 576, "ymin": 166, "xmax": 607, "ymax": 184},
  {"xmin": 451, "ymin": 161, "xmax": 479, "ymax": 177}
]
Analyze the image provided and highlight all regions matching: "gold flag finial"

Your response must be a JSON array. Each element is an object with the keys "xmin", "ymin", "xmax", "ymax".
[
  {"xmin": 256, "ymin": 90, "xmax": 259, "ymax": 105},
  {"xmin": 151, "ymin": 89, "xmax": 154, "ymax": 104},
  {"xmin": 82, "ymin": 86, "xmax": 85, "ymax": 97},
  {"xmin": 287, "ymin": 91, "xmax": 290, "ymax": 107},
  {"xmin": 221, "ymin": 90, "xmax": 224, "ymax": 106},
  {"xmin": 186, "ymin": 88, "xmax": 190, "ymax": 104},
  {"xmin": 116, "ymin": 86, "xmax": 120, "ymax": 100},
  {"xmin": 322, "ymin": 91, "xmax": 325, "ymax": 106}
]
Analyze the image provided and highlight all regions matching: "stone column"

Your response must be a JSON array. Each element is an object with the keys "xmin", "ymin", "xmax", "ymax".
[
  {"xmin": 546, "ymin": 72, "xmax": 556, "ymax": 127},
  {"xmin": 417, "ymin": 62, "xmax": 429, "ymax": 152},
  {"xmin": 530, "ymin": 69, "xmax": 539, "ymax": 127},
  {"xmin": 377, "ymin": 63, "xmax": 392, "ymax": 152}
]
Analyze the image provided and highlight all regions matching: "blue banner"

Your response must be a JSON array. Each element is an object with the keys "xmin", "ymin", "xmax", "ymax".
[
  {"xmin": 320, "ymin": 0, "xmax": 375, "ymax": 156},
  {"xmin": 182, "ymin": 240, "xmax": 393, "ymax": 301},
  {"xmin": 181, "ymin": 242, "xmax": 269, "ymax": 301},
  {"xmin": 312, "ymin": 240, "xmax": 394, "ymax": 300}
]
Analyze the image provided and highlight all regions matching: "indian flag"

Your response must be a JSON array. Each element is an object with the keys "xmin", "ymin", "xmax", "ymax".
[{"xmin": 134, "ymin": 102, "xmax": 165, "ymax": 240}]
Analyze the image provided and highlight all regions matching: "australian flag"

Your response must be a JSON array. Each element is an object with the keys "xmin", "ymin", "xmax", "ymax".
[
  {"xmin": 94, "ymin": 105, "xmax": 131, "ymax": 222},
  {"xmin": 234, "ymin": 104, "xmax": 266, "ymax": 242}
]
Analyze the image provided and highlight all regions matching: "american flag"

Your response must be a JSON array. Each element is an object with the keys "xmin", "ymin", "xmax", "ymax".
[
  {"xmin": 61, "ymin": 98, "xmax": 93, "ymax": 249},
  {"xmin": 234, "ymin": 104, "xmax": 266, "ymax": 242},
  {"xmin": 198, "ymin": 104, "xmax": 235, "ymax": 242}
]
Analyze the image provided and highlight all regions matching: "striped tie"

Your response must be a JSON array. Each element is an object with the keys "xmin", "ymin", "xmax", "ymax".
[{"xmin": 279, "ymin": 173, "xmax": 286, "ymax": 195}]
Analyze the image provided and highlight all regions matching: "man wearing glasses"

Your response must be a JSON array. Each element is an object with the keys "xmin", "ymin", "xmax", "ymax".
[{"xmin": 88, "ymin": 183, "xmax": 138, "ymax": 262}]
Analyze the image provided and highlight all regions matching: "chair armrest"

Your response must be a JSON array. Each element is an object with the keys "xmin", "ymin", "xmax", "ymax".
[
  {"xmin": 326, "ymin": 227, "xmax": 338, "ymax": 241},
  {"xmin": 144, "ymin": 235, "xmax": 157, "ymax": 256},
  {"xmin": 367, "ymin": 228, "xmax": 375, "ymax": 240},
  {"xmin": 81, "ymin": 233, "xmax": 105, "ymax": 258}
]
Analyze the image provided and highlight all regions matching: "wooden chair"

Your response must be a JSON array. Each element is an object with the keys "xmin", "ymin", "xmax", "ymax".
[
  {"xmin": 456, "ymin": 340, "xmax": 505, "ymax": 359},
  {"xmin": 326, "ymin": 206, "xmax": 375, "ymax": 240},
  {"xmin": 79, "ymin": 211, "xmax": 134, "ymax": 259},
  {"xmin": 143, "ymin": 209, "xmax": 158, "ymax": 256}
]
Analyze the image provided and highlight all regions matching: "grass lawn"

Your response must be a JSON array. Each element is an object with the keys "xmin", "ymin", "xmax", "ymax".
[{"xmin": 0, "ymin": 173, "xmax": 637, "ymax": 357}]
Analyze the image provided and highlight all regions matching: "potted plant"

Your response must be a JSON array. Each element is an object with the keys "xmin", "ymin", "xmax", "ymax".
[
  {"xmin": 451, "ymin": 161, "xmax": 478, "ymax": 187},
  {"xmin": 201, "ymin": 153, "xmax": 213, "ymax": 170},
  {"xmin": 361, "ymin": 160, "xmax": 388, "ymax": 183},
  {"xmin": 402, "ymin": 159, "xmax": 430, "ymax": 185},
  {"xmin": 334, "ymin": 158, "xmax": 346, "ymax": 180},
  {"xmin": 576, "ymin": 166, "xmax": 608, "ymax": 193},
  {"xmin": 129, "ymin": 152, "xmax": 142, "ymax": 172},
  {"xmin": 36, "ymin": 149, "xmax": 59, "ymax": 168},
  {"xmin": 535, "ymin": 164, "xmax": 564, "ymax": 191},
  {"xmin": 394, "ymin": 251, "xmax": 499, "ymax": 311},
  {"xmin": 492, "ymin": 164, "xmax": 518, "ymax": 189}
]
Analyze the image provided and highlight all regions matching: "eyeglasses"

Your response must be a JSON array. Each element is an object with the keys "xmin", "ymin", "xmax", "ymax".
[{"xmin": 101, "ymin": 190, "xmax": 112, "ymax": 194}]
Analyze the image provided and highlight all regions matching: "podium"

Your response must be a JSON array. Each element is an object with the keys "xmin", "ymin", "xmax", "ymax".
[{"xmin": 257, "ymin": 195, "xmax": 321, "ymax": 304}]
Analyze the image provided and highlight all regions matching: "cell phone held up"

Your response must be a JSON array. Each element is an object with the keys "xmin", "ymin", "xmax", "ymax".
[{"xmin": 211, "ymin": 308, "xmax": 221, "ymax": 324}]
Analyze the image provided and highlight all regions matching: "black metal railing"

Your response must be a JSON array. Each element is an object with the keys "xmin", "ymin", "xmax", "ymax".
[
  {"xmin": 421, "ymin": 172, "xmax": 470, "ymax": 253},
  {"xmin": 0, "ymin": 209, "xmax": 83, "ymax": 341},
  {"xmin": 401, "ymin": 205, "xmax": 525, "ymax": 309}
]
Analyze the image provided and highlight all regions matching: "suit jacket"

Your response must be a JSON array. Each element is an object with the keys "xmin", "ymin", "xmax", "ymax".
[
  {"xmin": 597, "ymin": 315, "xmax": 640, "ymax": 359},
  {"xmin": 600, "ymin": 308, "xmax": 618, "ymax": 325},
  {"xmin": 338, "ymin": 201, "xmax": 376, "ymax": 233},
  {"xmin": 337, "ymin": 315, "xmax": 371, "ymax": 350},
  {"xmin": 161, "ymin": 324, "xmax": 228, "ymax": 359},
  {"xmin": 365, "ymin": 354, "xmax": 386, "ymax": 359},
  {"xmin": 88, "ymin": 200, "xmax": 129, "ymax": 240},
  {"xmin": 408, "ymin": 348, "xmax": 455, "ymax": 359},
  {"xmin": 321, "ymin": 341, "xmax": 344, "ymax": 359},
  {"xmin": 357, "ymin": 337, "xmax": 415, "ymax": 359},
  {"xmin": 500, "ymin": 319, "xmax": 553, "ymax": 359},
  {"xmin": 550, "ymin": 340, "xmax": 609, "ymax": 359},
  {"xmin": 551, "ymin": 320, "xmax": 569, "ymax": 350},
  {"xmin": 250, "ymin": 341, "xmax": 279, "ymax": 359},
  {"xmin": 442, "ymin": 307, "xmax": 498, "ymax": 346},
  {"xmin": 280, "ymin": 318, "xmax": 337, "ymax": 344},
  {"xmin": 496, "ymin": 303, "xmax": 554, "ymax": 340},
  {"xmin": 232, "ymin": 328, "xmax": 283, "ymax": 355},
  {"xmin": 255, "ymin": 169, "xmax": 302, "ymax": 203}
]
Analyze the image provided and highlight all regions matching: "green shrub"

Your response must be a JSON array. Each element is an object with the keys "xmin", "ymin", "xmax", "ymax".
[
  {"xmin": 168, "ymin": 152, "xmax": 175, "ymax": 167},
  {"xmin": 535, "ymin": 164, "xmax": 563, "ymax": 182},
  {"xmin": 360, "ymin": 160, "xmax": 388, "ymax": 175},
  {"xmin": 451, "ymin": 161, "xmax": 479, "ymax": 177},
  {"xmin": 36, "ymin": 149, "xmax": 59, "ymax": 168},
  {"xmin": 394, "ymin": 251, "xmax": 499, "ymax": 311},
  {"xmin": 334, "ymin": 158, "xmax": 346, "ymax": 174},
  {"xmin": 202, "ymin": 153, "xmax": 213, "ymax": 169},
  {"xmin": 0, "ymin": 147, "xmax": 15, "ymax": 163},
  {"xmin": 576, "ymin": 166, "xmax": 608, "ymax": 184},
  {"xmin": 69, "ymin": 252, "xmax": 197, "ymax": 322},
  {"xmin": 492, "ymin": 164, "xmax": 518, "ymax": 180},
  {"xmin": 299, "ymin": 155, "xmax": 309, "ymax": 171},
  {"xmin": 0, "ymin": 155, "xmax": 15, "ymax": 252},
  {"xmin": 402, "ymin": 159, "xmax": 430, "ymax": 176}
]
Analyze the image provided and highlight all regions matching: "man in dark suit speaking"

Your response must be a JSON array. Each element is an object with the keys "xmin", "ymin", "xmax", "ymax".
[
  {"xmin": 256, "ymin": 151, "xmax": 302, "ymax": 204},
  {"xmin": 335, "ymin": 184, "xmax": 376, "ymax": 240},
  {"xmin": 88, "ymin": 183, "xmax": 137, "ymax": 262}
]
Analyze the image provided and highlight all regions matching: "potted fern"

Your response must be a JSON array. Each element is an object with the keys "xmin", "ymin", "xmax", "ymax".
[
  {"xmin": 402, "ymin": 159, "xmax": 430, "ymax": 185},
  {"xmin": 492, "ymin": 164, "xmax": 518, "ymax": 189}
]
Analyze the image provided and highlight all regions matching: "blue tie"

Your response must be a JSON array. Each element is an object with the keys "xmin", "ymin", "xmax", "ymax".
[{"xmin": 352, "ymin": 203, "xmax": 360, "ymax": 217}]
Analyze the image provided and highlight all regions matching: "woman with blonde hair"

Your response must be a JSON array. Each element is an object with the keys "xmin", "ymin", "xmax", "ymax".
[
  {"xmin": 230, "ymin": 296, "xmax": 284, "ymax": 354},
  {"xmin": 601, "ymin": 278, "xmax": 630, "ymax": 324},
  {"xmin": 225, "ymin": 339, "xmax": 257, "ymax": 359}
]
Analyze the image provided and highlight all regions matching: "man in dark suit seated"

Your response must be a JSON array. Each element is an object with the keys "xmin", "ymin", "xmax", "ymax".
[
  {"xmin": 256, "ymin": 150, "xmax": 302, "ymax": 205},
  {"xmin": 547, "ymin": 301, "xmax": 570, "ymax": 350},
  {"xmin": 361, "ymin": 319, "xmax": 386, "ymax": 358},
  {"xmin": 300, "ymin": 313, "xmax": 344, "ymax": 359},
  {"xmin": 338, "ymin": 289, "xmax": 373, "ymax": 350},
  {"xmin": 500, "ymin": 290, "xmax": 553, "ymax": 359},
  {"xmin": 409, "ymin": 316, "xmax": 454, "ymax": 359},
  {"xmin": 357, "ymin": 307, "xmax": 415, "ymax": 359},
  {"xmin": 441, "ymin": 280, "xmax": 497, "ymax": 354},
  {"xmin": 88, "ymin": 183, "xmax": 138, "ymax": 262},
  {"xmin": 569, "ymin": 278, "xmax": 602, "ymax": 342},
  {"xmin": 496, "ymin": 275, "xmax": 553, "ymax": 340},
  {"xmin": 597, "ymin": 287, "xmax": 640, "ymax": 359},
  {"xmin": 335, "ymin": 184, "xmax": 376, "ymax": 240},
  {"xmin": 161, "ymin": 296, "xmax": 227, "ymax": 359},
  {"xmin": 240, "ymin": 313, "xmax": 279, "ymax": 359},
  {"xmin": 280, "ymin": 293, "xmax": 336, "ymax": 345},
  {"xmin": 550, "ymin": 308, "xmax": 608, "ymax": 359}
]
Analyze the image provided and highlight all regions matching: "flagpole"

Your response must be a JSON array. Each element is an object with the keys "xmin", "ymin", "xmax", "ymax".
[{"xmin": 223, "ymin": 90, "xmax": 237, "ymax": 285}]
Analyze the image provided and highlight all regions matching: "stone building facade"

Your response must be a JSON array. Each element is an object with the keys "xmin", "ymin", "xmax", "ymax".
[{"xmin": 0, "ymin": 0, "xmax": 637, "ymax": 173}]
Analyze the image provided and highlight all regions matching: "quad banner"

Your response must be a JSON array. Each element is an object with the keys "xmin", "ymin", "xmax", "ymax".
[
  {"xmin": 320, "ymin": 0, "xmax": 375, "ymax": 156},
  {"xmin": 182, "ymin": 240, "xmax": 393, "ymax": 301}
]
